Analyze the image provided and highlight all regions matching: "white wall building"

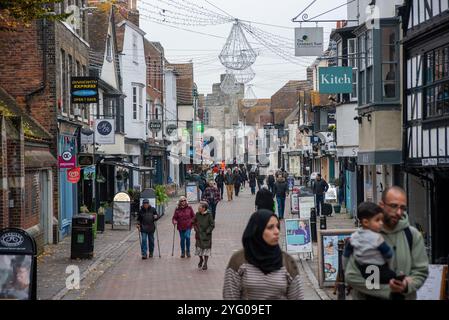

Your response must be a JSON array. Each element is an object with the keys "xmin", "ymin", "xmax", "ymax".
[{"xmin": 117, "ymin": 20, "xmax": 147, "ymax": 189}]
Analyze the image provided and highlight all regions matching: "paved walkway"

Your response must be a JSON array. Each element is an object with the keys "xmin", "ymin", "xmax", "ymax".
[{"xmin": 73, "ymin": 187, "xmax": 321, "ymax": 300}]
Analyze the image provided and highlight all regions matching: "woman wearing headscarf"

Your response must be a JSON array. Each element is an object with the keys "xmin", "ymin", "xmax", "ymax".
[
  {"xmin": 223, "ymin": 210, "xmax": 303, "ymax": 300},
  {"xmin": 255, "ymin": 184, "xmax": 275, "ymax": 212},
  {"xmin": 172, "ymin": 196, "xmax": 195, "ymax": 258}
]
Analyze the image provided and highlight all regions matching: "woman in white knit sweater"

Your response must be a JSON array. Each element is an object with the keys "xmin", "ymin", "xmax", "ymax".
[{"xmin": 223, "ymin": 209, "xmax": 304, "ymax": 300}]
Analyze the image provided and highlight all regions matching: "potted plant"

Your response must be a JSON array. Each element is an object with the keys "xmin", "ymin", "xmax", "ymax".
[{"xmin": 155, "ymin": 185, "xmax": 169, "ymax": 217}]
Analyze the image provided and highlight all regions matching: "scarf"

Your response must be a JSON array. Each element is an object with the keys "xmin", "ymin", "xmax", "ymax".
[{"xmin": 242, "ymin": 209, "xmax": 283, "ymax": 274}]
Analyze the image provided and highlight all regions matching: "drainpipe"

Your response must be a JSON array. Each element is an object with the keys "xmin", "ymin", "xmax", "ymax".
[{"xmin": 26, "ymin": 18, "xmax": 47, "ymax": 111}]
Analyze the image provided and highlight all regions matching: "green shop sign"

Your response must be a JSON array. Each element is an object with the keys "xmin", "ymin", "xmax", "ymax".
[{"xmin": 318, "ymin": 67, "xmax": 353, "ymax": 94}]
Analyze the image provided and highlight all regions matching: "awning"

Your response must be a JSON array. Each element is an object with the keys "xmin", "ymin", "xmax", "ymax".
[
  {"xmin": 25, "ymin": 149, "xmax": 56, "ymax": 168},
  {"xmin": 102, "ymin": 160, "xmax": 154, "ymax": 172}
]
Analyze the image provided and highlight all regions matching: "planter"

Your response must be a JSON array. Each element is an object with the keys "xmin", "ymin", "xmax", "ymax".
[
  {"xmin": 97, "ymin": 214, "xmax": 105, "ymax": 232},
  {"xmin": 333, "ymin": 204, "xmax": 341, "ymax": 214}
]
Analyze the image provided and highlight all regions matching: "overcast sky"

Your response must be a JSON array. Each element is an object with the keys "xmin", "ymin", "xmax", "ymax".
[{"xmin": 137, "ymin": 0, "xmax": 347, "ymax": 99}]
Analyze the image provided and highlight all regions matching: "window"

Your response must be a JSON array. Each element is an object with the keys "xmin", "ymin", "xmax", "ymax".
[
  {"xmin": 204, "ymin": 110, "xmax": 210, "ymax": 125},
  {"xmin": 366, "ymin": 30, "xmax": 373, "ymax": 67},
  {"xmin": 133, "ymin": 86, "xmax": 137, "ymax": 120},
  {"xmin": 139, "ymin": 86, "xmax": 143, "ymax": 120},
  {"xmin": 424, "ymin": 45, "xmax": 449, "ymax": 118},
  {"xmin": 155, "ymin": 107, "xmax": 159, "ymax": 120},
  {"xmin": 132, "ymin": 34, "xmax": 138, "ymax": 64},
  {"xmin": 348, "ymin": 38, "xmax": 358, "ymax": 100},
  {"xmin": 367, "ymin": 67, "xmax": 374, "ymax": 103},
  {"xmin": 382, "ymin": 26, "xmax": 398, "ymax": 99},
  {"xmin": 60, "ymin": 49, "xmax": 68, "ymax": 114},
  {"xmin": 106, "ymin": 35, "xmax": 112, "ymax": 62},
  {"xmin": 359, "ymin": 33, "xmax": 366, "ymax": 71},
  {"xmin": 68, "ymin": 55, "xmax": 74, "ymax": 116}
]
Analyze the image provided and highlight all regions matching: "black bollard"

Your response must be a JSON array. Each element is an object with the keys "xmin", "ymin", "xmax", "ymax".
[
  {"xmin": 310, "ymin": 208, "xmax": 317, "ymax": 242},
  {"xmin": 320, "ymin": 215, "xmax": 327, "ymax": 230},
  {"xmin": 336, "ymin": 239, "xmax": 346, "ymax": 300}
]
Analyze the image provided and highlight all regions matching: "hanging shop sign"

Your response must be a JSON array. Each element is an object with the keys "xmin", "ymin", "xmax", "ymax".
[
  {"xmin": 166, "ymin": 124, "xmax": 177, "ymax": 136},
  {"xmin": 149, "ymin": 119, "xmax": 162, "ymax": 133},
  {"xmin": 83, "ymin": 165, "xmax": 96, "ymax": 181},
  {"xmin": 80, "ymin": 129, "xmax": 94, "ymax": 145},
  {"xmin": 78, "ymin": 154, "xmax": 94, "ymax": 166},
  {"xmin": 95, "ymin": 119, "xmax": 115, "ymax": 145},
  {"xmin": 71, "ymin": 77, "xmax": 98, "ymax": 104},
  {"xmin": 58, "ymin": 148, "xmax": 76, "ymax": 169},
  {"xmin": 67, "ymin": 167, "xmax": 81, "ymax": 183},
  {"xmin": 295, "ymin": 27, "xmax": 324, "ymax": 57},
  {"xmin": 318, "ymin": 67, "xmax": 353, "ymax": 94}
]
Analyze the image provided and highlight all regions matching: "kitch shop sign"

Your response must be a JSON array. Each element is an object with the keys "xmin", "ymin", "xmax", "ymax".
[
  {"xmin": 318, "ymin": 67, "xmax": 353, "ymax": 94},
  {"xmin": 71, "ymin": 77, "xmax": 98, "ymax": 104}
]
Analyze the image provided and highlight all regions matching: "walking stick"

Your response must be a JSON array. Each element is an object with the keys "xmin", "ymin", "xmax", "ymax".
[
  {"xmin": 137, "ymin": 226, "xmax": 142, "ymax": 256},
  {"xmin": 171, "ymin": 224, "xmax": 176, "ymax": 256},
  {"xmin": 155, "ymin": 222, "xmax": 161, "ymax": 258}
]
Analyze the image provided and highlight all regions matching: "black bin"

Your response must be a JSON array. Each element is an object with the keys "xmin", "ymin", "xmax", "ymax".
[
  {"xmin": 310, "ymin": 208, "xmax": 317, "ymax": 242},
  {"xmin": 320, "ymin": 215, "xmax": 327, "ymax": 230},
  {"xmin": 71, "ymin": 214, "xmax": 95, "ymax": 259}
]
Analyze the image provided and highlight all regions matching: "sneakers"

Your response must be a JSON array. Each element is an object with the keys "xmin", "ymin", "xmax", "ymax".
[
  {"xmin": 142, "ymin": 255, "xmax": 147, "ymax": 260},
  {"xmin": 149, "ymin": 253, "xmax": 153, "ymax": 258}
]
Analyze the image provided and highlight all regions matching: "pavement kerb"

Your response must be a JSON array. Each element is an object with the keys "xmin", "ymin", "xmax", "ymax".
[{"xmin": 300, "ymin": 259, "xmax": 332, "ymax": 300}]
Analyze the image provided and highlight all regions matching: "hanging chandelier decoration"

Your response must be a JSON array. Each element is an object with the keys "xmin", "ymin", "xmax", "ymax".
[
  {"xmin": 220, "ymin": 72, "xmax": 241, "ymax": 95},
  {"xmin": 242, "ymin": 84, "xmax": 258, "ymax": 108},
  {"xmin": 219, "ymin": 20, "xmax": 258, "ymax": 70},
  {"xmin": 228, "ymin": 66, "xmax": 256, "ymax": 84}
]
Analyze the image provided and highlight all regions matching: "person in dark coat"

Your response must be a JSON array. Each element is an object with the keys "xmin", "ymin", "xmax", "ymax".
[
  {"xmin": 193, "ymin": 202, "xmax": 215, "ymax": 270},
  {"xmin": 256, "ymin": 169, "xmax": 265, "ymax": 191},
  {"xmin": 201, "ymin": 181, "xmax": 221, "ymax": 220},
  {"xmin": 215, "ymin": 170, "xmax": 225, "ymax": 200},
  {"xmin": 224, "ymin": 168, "xmax": 235, "ymax": 201},
  {"xmin": 137, "ymin": 199, "xmax": 159, "ymax": 259},
  {"xmin": 233, "ymin": 168, "xmax": 242, "ymax": 197},
  {"xmin": 255, "ymin": 184, "xmax": 275, "ymax": 212},
  {"xmin": 172, "ymin": 196, "xmax": 195, "ymax": 258},
  {"xmin": 248, "ymin": 168, "xmax": 257, "ymax": 195},
  {"xmin": 240, "ymin": 167, "xmax": 248, "ymax": 188},
  {"xmin": 267, "ymin": 172, "xmax": 276, "ymax": 194},
  {"xmin": 274, "ymin": 176, "xmax": 289, "ymax": 220},
  {"xmin": 312, "ymin": 173, "xmax": 329, "ymax": 216}
]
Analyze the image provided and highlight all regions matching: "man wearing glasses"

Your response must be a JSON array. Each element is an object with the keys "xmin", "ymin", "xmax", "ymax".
[{"xmin": 344, "ymin": 186, "xmax": 429, "ymax": 300}]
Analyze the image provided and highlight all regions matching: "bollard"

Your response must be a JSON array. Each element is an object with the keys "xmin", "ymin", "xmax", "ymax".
[
  {"xmin": 320, "ymin": 215, "xmax": 327, "ymax": 230},
  {"xmin": 336, "ymin": 239, "xmax": 346, "ymax": 300},
  {"xmin": 310, "ymin": 208, "xmax": 317, "ymax": 242}
]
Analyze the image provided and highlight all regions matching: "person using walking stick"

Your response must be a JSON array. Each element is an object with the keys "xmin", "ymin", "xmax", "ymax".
[{"xmin": 137, "ymin": 199, "xmax": 159, "ymax": 259}]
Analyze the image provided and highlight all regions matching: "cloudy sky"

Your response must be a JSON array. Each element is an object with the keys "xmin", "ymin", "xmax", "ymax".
[{"xmin": 137, "ymin": 0, "xmax": 347, "ymax": 99}]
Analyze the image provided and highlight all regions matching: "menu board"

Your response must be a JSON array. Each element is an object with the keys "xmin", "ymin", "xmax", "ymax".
[
  {"xmin": 113, "ymin": 201, "xmax": 131, "ymax": 227},
  {"xmin": 186, "ymin": 183, "xmax": 199, "ymax": 203},
  {"xmin": 417, "ymin": 265, "xmax": 448, "ymax": 300},
  {"xmin": 299, "ymin": 196, "xmax": 315, "ymax": 219}
]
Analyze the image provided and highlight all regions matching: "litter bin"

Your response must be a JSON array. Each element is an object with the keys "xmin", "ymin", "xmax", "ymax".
[{"xmin": 71, "ymin": 214, "xmax": 95, "ymax": 259}]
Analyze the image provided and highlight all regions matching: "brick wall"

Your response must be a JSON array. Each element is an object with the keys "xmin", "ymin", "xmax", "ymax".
[
  {"xmin": 0, "ymin": 116, "xmax": 8, "ymax": 229},
  {"xmin": 6, "ymin": 117, "xmax": 25, "ymax": 229}
]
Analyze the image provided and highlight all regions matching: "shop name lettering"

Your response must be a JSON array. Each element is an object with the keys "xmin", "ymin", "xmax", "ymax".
[
  {"xmin": 297, "ymin": 40, "xmax": 323, "ymax": 47},
  {"xmin": 72, "ymin": 82, "xmax": 97, "ymax": 89},
  {"xmin": 320, "ymin": 73, "xmax": 351, "ymax": 85}
]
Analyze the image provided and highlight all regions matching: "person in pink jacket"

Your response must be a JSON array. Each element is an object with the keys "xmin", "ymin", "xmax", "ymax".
[{"xmin": 172, "ymin": 196, "xmax": 195, "ymax": 258}]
